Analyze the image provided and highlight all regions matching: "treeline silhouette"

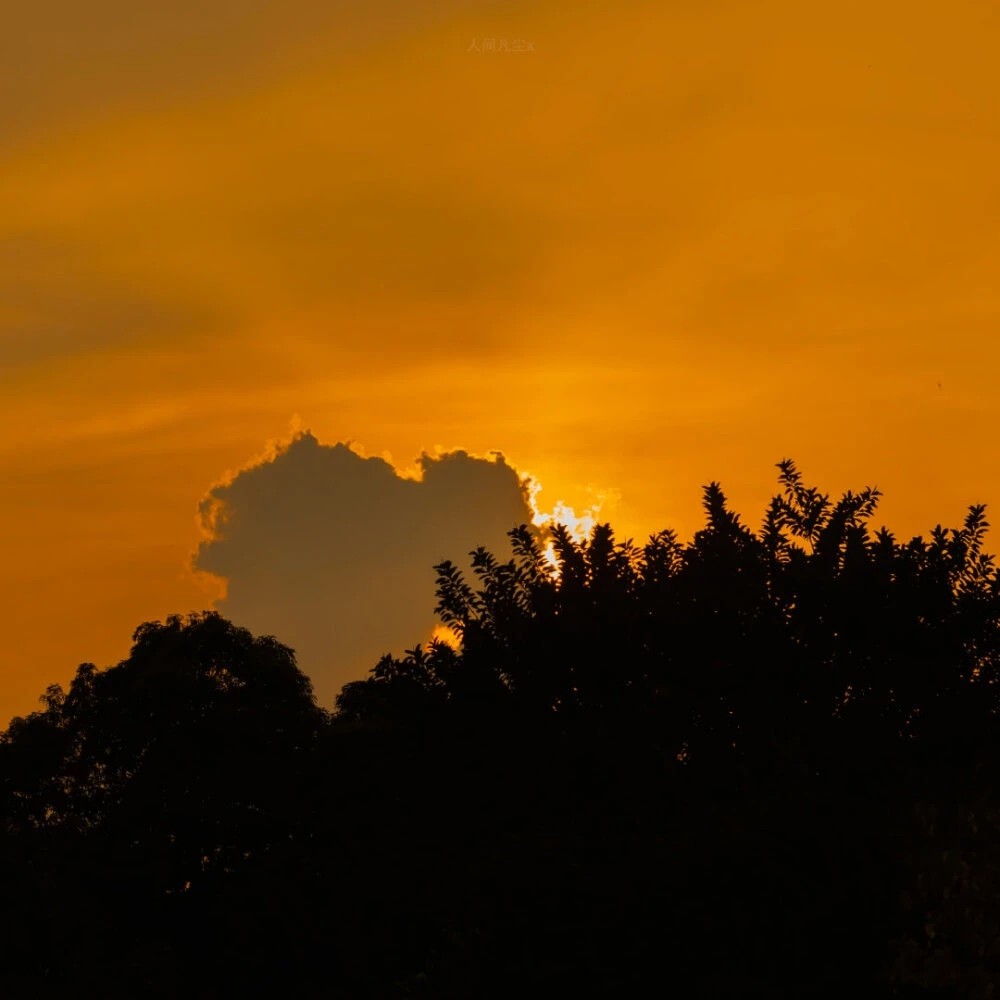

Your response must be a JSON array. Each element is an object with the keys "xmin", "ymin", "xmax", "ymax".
[{"xmin": 3, "ymin": 461, "xmax": 1000, "ymax": 996}]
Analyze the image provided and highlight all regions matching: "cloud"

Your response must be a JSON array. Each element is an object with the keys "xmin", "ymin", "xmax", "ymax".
[{"xmin": 194, "ymin": 432, "xmax": 534, "ymax": 705}]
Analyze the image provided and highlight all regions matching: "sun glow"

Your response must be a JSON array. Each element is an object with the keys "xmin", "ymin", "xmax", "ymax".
[
  {"xmin": 429, "ymin": 623, "xmax": 461, "ymax": 649},
  {"xmin": 525, "ymin": 476, "xmax": 605, "ymax": 574}
]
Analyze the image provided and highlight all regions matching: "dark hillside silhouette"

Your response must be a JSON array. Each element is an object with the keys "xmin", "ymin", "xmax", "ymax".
[{"xmin": 3, "ymin": 462, "xmax": 1000, "ymax": 996}]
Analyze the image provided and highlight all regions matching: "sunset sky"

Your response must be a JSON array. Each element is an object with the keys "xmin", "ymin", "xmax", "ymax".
[{"xmin": 3, "ymin": 0, "xmax": 1000, "ymax": 722}]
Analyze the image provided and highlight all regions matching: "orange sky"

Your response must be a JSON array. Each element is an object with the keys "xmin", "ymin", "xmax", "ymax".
[{"xmin": 3, "ymin": 0, "xmax": 1000, "ymax": 723}]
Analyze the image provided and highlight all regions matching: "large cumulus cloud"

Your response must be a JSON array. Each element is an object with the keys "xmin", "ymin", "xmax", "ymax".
[{"xmin": 195, "ymin": 433, "xmax": 534, "ymax": 705}]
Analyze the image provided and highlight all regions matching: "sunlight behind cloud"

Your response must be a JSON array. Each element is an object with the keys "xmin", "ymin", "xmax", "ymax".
[{"xmin": 193, "ymin": 432, "xmax": 538, "ymax": 704}]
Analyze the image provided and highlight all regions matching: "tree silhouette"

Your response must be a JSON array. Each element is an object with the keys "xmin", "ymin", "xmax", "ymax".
[
  {"xmin": 0, "ymin": 612, "xmax": 324, "ymax": 994},
  {"xmin": 4, "ymin": 463, "xmax": 1000, "ymax": 995},
  {"xmin": 341, "ymin": 461, "xmax": 1000, "ymax": 762},
  {"xmin": 329, "ymin": 461, "xmax": 1000, "ymax": 994}
]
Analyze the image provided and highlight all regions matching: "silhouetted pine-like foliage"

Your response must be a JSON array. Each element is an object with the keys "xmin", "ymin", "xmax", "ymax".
[{"xmin": 4, "ymin": 462, "xmax": 1000, "ymax": 996}]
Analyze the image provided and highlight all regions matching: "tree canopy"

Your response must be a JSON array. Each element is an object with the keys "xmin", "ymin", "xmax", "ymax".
[
  {"xmin": 341, "ymin": 460, "xmax": 1000, "ymax": 760},
  {"xmin": 3, "ymin": 462, "xmax": 1000, "ymax": 996}
]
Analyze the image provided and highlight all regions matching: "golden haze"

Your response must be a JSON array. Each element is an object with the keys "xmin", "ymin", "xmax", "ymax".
[{"xmin": 2, "ymin": 0, "xmax": 999, "ymax": 721}]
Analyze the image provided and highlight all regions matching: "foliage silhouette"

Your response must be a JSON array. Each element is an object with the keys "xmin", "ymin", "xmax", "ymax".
[
  {"xmin": 0, "ymin": 612, "xmax": 324, "ymax": 995},
  {"xmin": 3, "ymin": 463, "xmax": 1000, "ymax": 995},
  {"xmin": 341, "ymin": 462, "xmax": 1000, "ymax": 762}
]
